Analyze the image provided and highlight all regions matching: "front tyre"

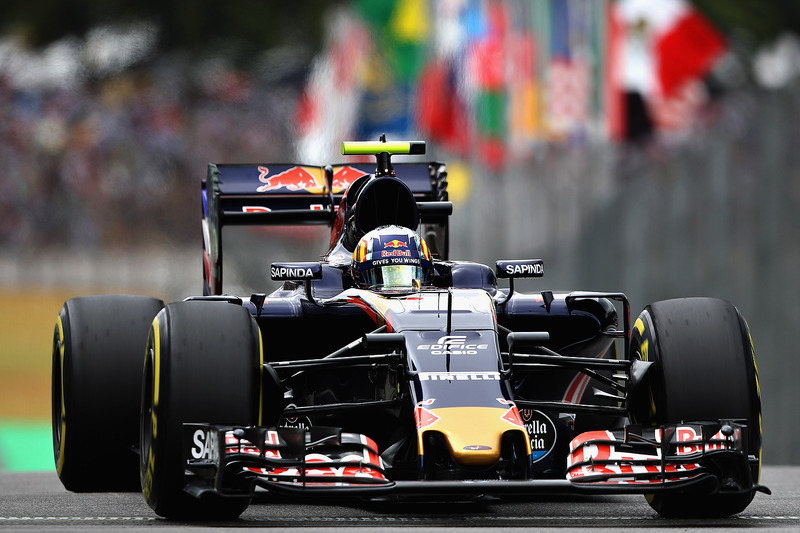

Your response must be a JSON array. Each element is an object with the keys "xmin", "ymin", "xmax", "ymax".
[
  {"xmin": 52, "ymin": 295, "xmax": 164, "ymax": 492},
  {"xmin": 140, "ymin": 301, "xmax": 262, "ymax": 519},
  {"xmin": 629, "ymin": 297, "xmax": 762, "ymax": 518}
]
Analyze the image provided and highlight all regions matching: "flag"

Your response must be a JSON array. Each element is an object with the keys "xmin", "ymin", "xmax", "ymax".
[
  {"xmin": 508, "ymin": 30, "xmax": 542, "ymax": 151},
  {"xmin": 615, "ymin": 0, "xmax": 726, "ymax": 97},
  {"xmin": 464, "ymin": 0, "xmax": 509, "ymax": 169},
  {"xmin": 654, "ymin": 1, "xmax": 726, "ymax": 98},
  {"xmin": 416, "ymin": 58, "xmax": 469, "ymax": 154},
  {"xmin": 548, "ymin": 57, "xmax": 591, "ymax": 138},
  {"xmin": 613, "ymin": 0, "xmax": 727, "ymax": 138},
  {"xmin": 294, "ymin": 10, "xmax": 371, "ymax": 163},
  {"xmin": 605, "ymin": 0, "xmax": 627, "ymax": 141},
  {"xmin": 546, "ymin": 0, "xmax": 592, "ymax": 140}
]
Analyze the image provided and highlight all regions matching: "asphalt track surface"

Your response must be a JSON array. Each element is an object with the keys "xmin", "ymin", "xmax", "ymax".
[{"xmin": 0, "ymin": 467, "xmax": 798, "ymax": 531}]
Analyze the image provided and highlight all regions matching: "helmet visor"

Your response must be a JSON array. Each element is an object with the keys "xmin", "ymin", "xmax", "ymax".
[{"xmin": 362, "ymin": 265, "xmax": 422, "ymax": 289}]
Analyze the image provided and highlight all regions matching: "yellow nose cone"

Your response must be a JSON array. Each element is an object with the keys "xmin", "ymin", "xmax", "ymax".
[{"xmin": 420, "ymin": 406, "xmax": 530, "ymax": 466}]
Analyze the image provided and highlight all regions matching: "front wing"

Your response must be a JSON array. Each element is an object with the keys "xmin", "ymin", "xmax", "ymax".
[
  {"xmin": 567, "ymin": 421, "xmax": 769, "ymax": 496},
  {"xmin": 181, "ymin": 421, "xmax": 768, "ymax": 499}
]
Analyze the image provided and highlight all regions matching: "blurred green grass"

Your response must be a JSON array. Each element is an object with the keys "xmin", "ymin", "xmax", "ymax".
[{"xmin": 0, "ymin": 420, "xmax": 53, "ymax": 471}]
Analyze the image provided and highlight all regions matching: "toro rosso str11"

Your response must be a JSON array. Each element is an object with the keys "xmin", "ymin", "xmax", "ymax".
[{"xmin": 52, "ymin": 138, "xmax": 768, "ymax": 520}]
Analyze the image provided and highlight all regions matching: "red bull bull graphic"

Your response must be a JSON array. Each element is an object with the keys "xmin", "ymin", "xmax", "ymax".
[
  {"xmin": 331, "ymin": 165, "xmax": 366, "ymax": 193},
  {"xmin": 257, "ymin": 166, "xmax": 325, "ymax": 193},
  {"xmin": 384, "ymin": 239, "xmax": 408, "ymax": 248},
  {"xmin": 254, "ymin": 165, "xmax": 366, "ymax": 195}
]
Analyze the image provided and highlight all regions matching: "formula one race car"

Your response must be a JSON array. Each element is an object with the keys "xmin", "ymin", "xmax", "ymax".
[{"xmin": 52, "ymin": 138, "xmax": 768, "ymax": 520}]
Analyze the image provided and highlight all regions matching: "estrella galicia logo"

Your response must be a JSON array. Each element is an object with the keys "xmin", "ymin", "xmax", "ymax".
[
  {"xmin": 279, "ymin": 404, "xmax": 312, "ymax": 430},
  {"xmin": 521, "ymin": 409, "xmax": 557, "ymax": 463}
]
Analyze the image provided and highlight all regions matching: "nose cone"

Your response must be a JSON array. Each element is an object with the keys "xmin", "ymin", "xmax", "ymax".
[{"xmin": 418, "ymin": 406, "xmax": 531, "ymax": 466}]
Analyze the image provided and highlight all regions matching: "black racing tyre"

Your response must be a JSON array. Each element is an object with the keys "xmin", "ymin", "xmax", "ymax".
[
  {"xmin": 140, "ymin": 301, "xmax": 262, "ymax": 519},
  {"xmin": 52, "ymin": 294, "xmax": 164, "ymax": 492},
  {"xmin": 628, "ymin": 297, "xmax": 762, "ymax": 518}
]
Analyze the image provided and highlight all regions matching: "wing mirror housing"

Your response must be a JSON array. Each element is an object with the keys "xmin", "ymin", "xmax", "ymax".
[
  {"xmin": 271, "ymin": 262, "xmax": 323, "ymax": 302},
  {"xmin": 495, "ymin": 259, "xmax": 544, "ymax": 303}
]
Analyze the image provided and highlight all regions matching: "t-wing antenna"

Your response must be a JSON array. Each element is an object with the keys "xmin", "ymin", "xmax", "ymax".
[{"xmin": 341, "ymin": 134, "xmax": 426, "ymax": 177}]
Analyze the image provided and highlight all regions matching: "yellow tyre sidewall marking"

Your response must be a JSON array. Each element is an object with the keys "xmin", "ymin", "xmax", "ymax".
[
  {"xmin": 142, "ymin": 316, "xmax": 161, "ymax": 500},
  {"xmin": 747, "ymin": 327, "xmax": 762, "ymax": 482},
  {"xmin": 633, "ymin": 317, "xmax": 657, "ymax": 420},
  {"xmin": 55, "ymin": 315, "xmax": 67, "ymax": 476},
  {"xmin": 152, "ymin": 317, "xmax": 160, "ymax": 438}
]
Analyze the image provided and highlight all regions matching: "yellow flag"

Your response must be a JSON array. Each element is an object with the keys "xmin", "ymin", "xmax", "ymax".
[{"xmin": 390, "ymin": 0, "xmax": 429, "ymax": 43}]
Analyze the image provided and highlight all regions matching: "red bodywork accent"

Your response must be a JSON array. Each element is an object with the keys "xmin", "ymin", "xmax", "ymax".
[
  {"xmin": 567, "ymin": 425, "xmax": 737, "ymax": 485},
  {"xmin": 227, "ymin": 432, "xmax": 389, "ymax": 486},
  {"xmin": 415, "ymin": 401, "xmax": 441, "ymax": 432}
]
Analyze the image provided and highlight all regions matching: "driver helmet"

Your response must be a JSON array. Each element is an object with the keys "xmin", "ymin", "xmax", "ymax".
[{"xmin": 352, "ymin": 225, "xmax": 432, "ymax": 290}]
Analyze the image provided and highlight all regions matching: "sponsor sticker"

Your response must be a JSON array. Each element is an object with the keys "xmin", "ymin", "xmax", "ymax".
[
  {"xmin": 496, "ymin": 259, "xmax": 545, "ymax": 278},
  {"xmin": 418, "ymin": 371, "xmax": 501, "ymax": 381},
  {"xmin": 190, "ymin": 429, "xmax": 219, "ymax": 462},
  {"xmin": 279, "ymin": 415, "xmax": 312, "ymax": 430},
  {"xmin": 380, "ymin": 249, "xmax": 412, "ymax": 258},
  {"xmin": 415, "ymin": 399, "xmax": 439, "ymax": 431},
  {"xmin": 280, "ymin": 404, "xmax": 312, "ymax": 430},
  {"xmin": 270, "ymin": 262, "xmax": 322, "ymax": 281},
  {"xmin": 520, "ymin": 409, "xmax": 557, "ymax": 463},
  {"xmin": 256, "ymin": 166, "xmax": 321, "ymax": 193},
  {"xmin": 416, "ymin": 334, "xmax": 490, "ymax": 356}
]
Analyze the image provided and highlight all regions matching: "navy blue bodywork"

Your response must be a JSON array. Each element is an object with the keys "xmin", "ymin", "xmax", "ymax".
[{"xmin": 198, "ymin": 157, "xmax": 624, "ymax": 479}]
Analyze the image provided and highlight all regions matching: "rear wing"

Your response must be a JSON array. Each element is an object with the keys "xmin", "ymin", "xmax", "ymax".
[
  {"xmin": 204, "ymin": 162, "xmax": 446, "ymax": 225},
  {"xmin": 202, "ymin": 161, "xmax": 449, "ymax": 295}
]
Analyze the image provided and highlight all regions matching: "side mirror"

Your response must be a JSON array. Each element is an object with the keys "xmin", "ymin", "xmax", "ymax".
[
  {"xmin": 270, "ymin": 262, "xmax": 323, "ymax": 282},
  {"xmin": 271, "ymin": 262, "xmax": 323, "ymax": 303},
  {"xmin": 495, "ymin": 259, "xmax": 544, "ymax": 304},
  {"xmin": 495, "ymin": 259, "xmax": 544, "ymax": 279}
]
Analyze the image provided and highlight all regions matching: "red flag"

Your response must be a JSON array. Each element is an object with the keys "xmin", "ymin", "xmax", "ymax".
[
  {"xmin": 655, "ymin": 4, "xmax": 726, "ymax": 97},
  {"xmin": 612, "ymin": 0, "xmax": 727, "ymax": 139},
  {"xmin": 416, "ymin": 59, "xmax": 468, "ymax": 154},
  {"xmin": 605, "ymin": 1, "xmax": 627, "ymax": 141},
  {"xmin": 616, "ymin": 0, "xmax": 726, "ymax": 98}
]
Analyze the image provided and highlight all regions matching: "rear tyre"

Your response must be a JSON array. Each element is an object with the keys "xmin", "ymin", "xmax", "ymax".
[
  {"xmin": 52, "ymin": 295, "xmax": 164, "ymax": 491},
  {"xmin": 629, "ymin": 297, "xmax": 761, "ymax": 518},
  {"xmin": 140, "ymin": 301, "xmax": 262, "ymax": 519}
]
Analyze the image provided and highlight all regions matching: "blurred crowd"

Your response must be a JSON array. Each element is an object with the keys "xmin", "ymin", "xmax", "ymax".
[
  {"xmin": 0, "ymin": 54, "xmax": 301, "ymax": 250},
  {"xmin": 3, "ymin": 0, "xmax": 798, "ymax": 254}
]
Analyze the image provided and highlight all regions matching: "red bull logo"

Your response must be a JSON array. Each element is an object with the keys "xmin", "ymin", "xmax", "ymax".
[
  {"xmin": 331, "ymin": 166, "xmax": 366, "ymax": 193},
  {"xmin": 257, "ymin": 166, "xmax": 323, "ymax": 193},
  {"xmin": 384, "ymin": 239, "xmax": 408, "ymax": 249}
]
